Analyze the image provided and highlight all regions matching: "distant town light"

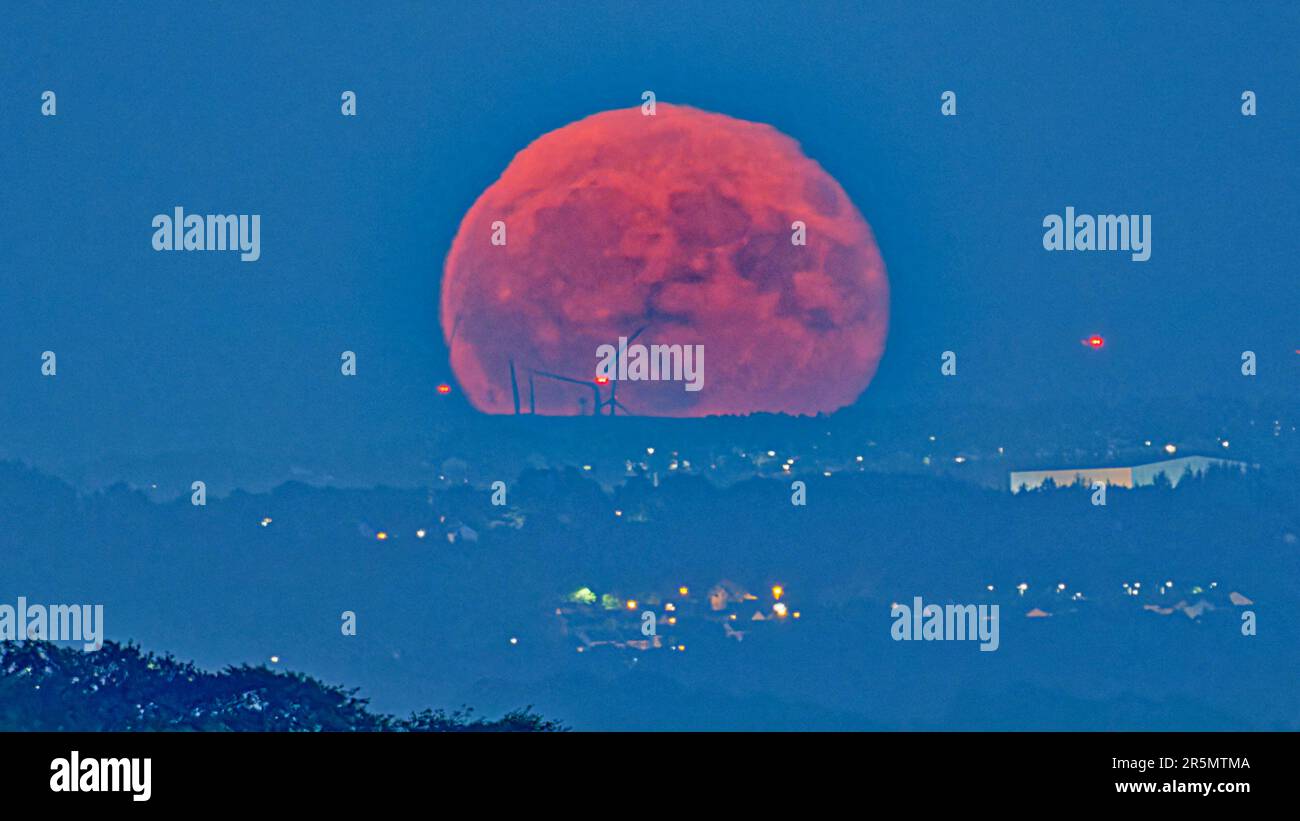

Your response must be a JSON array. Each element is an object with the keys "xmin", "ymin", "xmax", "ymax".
[
  {"xmin": 260, "ymin": 517, "xmax": 272, "ymax": 527},
  {"xmin": 772, "ymin": 585, "xmax": 784, "ymax": 601},
  {"xmin": 1221, "ymin": 440, "xmax": 1230, "ymax": 448},
  {"xmin": 509, "ymin": 637, "xmax": 518, "ymax": 645},
  {"xmin": 773, "ymin": 602, "xmax": 788, "ymax": 617},
  {"xmin": 792, "ymin": 611, "xmax": 801, "ymax": 619},
  {"xmin": 646, "ymin": 447, "xmax": 655, "ymax": 455},
  {"xmin": 614, "ymin": 509, "xmax": 622, "ymax": 517},
  {"xmin": 625, "ymin": 600, "xmax": 637, "ymax": 610},
  {"xmin": 1163, "ymin": 443, "xmax": 1177, "ymax": 455},
  {"xmin": 678, "ymin": 586, "xmax": 689, "ymax": 596},
  {"xmin": 376, "ymin": 531, "xmax": 388, "ymax": 541},
  {"xmin": 416, "ymin": 529, "xmax": 426, "ymax": 539},
  {"xmin": 270, "ymin": 656, "xmax": 280, "ymax": 664},
  {"xmin": 767, "ymin": 450, "xmax": 776, "ymax": 457}
]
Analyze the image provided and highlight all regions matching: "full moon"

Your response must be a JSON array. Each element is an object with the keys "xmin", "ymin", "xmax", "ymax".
[{"xmin": 441, "ymin": 103, "xmax": 888, "ymax": 416}]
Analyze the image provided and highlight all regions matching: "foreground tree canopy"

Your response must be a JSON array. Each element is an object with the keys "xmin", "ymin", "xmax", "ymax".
[{"xmin": 0, "ymin": 641, "xmax": 563, "ymax": 732}]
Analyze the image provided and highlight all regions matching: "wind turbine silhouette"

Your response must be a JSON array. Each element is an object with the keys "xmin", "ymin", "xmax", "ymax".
[
  {"xmin": 602, "ymin": 324, "xmax": 649, "ymax": 416},
  {"xmin": 509, "ymin": 322, "xmax": 649, "ymax": 416}
]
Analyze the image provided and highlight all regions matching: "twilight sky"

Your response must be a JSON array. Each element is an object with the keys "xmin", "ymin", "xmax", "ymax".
[{"xmin": 1, "ymin": 1, "xmax": 1296, "ymax": 465}]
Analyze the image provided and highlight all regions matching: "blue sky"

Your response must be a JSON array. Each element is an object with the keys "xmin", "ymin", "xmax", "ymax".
[{"xmin": 2, "ymin": 1, "xmax": 1296, "ymax": 464}]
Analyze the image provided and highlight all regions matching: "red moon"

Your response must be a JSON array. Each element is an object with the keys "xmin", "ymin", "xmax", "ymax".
[{"xmin": 441, "ymin": 103, "xmax": 889, "ymax": 416}]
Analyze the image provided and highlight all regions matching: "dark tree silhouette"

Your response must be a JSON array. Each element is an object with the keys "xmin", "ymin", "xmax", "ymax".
[{"xmin": 0, "ymin": 640, "xmax": 563, "ymax": 732}]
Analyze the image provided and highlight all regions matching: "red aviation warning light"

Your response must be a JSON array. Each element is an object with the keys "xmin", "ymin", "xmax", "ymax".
[
  {"xmin": 1083, "ymin": 335, "xmax": 1105, "ymax": 349},
  {"xmin": 437, "ymin": 383, "xmax": 452, "ymax": 394},
  {"xmin": 595, "ymin": 375, "xmax": 610, "ymax": 385}
]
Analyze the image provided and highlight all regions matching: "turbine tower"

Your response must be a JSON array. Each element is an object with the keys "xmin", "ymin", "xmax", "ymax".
[{"xmin": 508, "ymin": 359, "xmax": 521, "ymax": 414}]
